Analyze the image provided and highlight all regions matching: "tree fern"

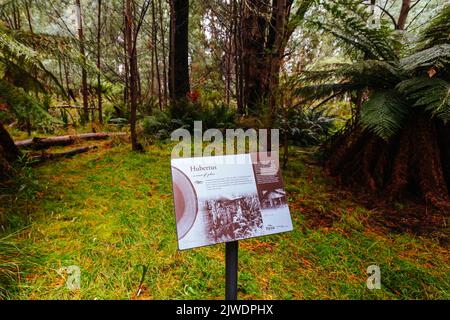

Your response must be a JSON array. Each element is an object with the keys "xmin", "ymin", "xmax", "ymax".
[
  {"xmin": 397, "ymin": 77, "xmax": 450, "ymax": 122},
  {"xmin": 0, "ymin": 26, "xmax": 67, "ymax": 95},
  {"xmin": 0, "ymin": 79, "xmax": 61, "ymax": 131},
  {"xmin": 360, "ymin": 90, "xmax": 409, "ymax": 140}
]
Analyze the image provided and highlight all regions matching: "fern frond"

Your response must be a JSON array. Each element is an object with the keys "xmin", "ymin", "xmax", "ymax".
[
  {"xmin": 419, "ymin": 4, "xmax": 450, "ymax": 49},
  {"xmin": 400, "ymin": 44, "xmax": 450, "ymax": 72},
  {"xmin": 397, "ymin": 77, "xmax": 450, "ymax": 121},
  {"xmin": 360, "ymin": 90, "xmax": 409, "ymax": 140},
  {"xmin": 294, "ymin": 82, "xmax": 361, "ymax": 102},
  {"xmin": 308, "ymin": 1, "xmax": 400, "ymax": 61},
  {"xmin": 0, "ymin": 79, "xmax": 61, "ymax": 130}
]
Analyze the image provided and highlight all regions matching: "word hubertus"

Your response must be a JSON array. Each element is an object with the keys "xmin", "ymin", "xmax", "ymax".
[{"xmin": 190, "ymin": 165, "xmax": 217, "ymax": 172}]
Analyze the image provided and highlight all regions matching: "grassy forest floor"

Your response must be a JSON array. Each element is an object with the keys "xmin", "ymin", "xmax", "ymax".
[{"xmin": 1, "ymin": 132, "xmax": 449, "ymax": 300}]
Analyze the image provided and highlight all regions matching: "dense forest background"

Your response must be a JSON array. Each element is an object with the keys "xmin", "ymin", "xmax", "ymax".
[{"xmin": 0, "ymin": 0, "xmax": 449, "ymax": 300}]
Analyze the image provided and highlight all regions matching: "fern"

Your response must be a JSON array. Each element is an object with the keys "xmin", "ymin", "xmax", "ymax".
[
  {"xmin": 308, "ymin": 1, "xmax": 400, "ymax": 61},
  {"xmin": 0, "ymin": 79, "xmax": 61, "ymax": 131},
  {"xmin": 293, "ymin": 1, "xmax": 449, "ymax": 141},
  {"xmin": 295, "ymin": 83, "xmax": 361, "ymax": 102},
  {"xmin": 419, "ymin": 4, "xmax": 450, "ymax": 49},
  {"xmin": 360, "ymin": 90, "xmax": 409, "ymax": 140},
  {"xmin": 397, "ymin": 77, "xmax": 450, "ymax": 121},
  {"xmin": 400, "ymin": 44, "xmax": 450, "ymax": 72}
]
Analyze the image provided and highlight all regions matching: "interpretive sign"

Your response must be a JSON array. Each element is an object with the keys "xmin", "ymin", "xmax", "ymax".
[{"xmin": 171, "ymin": 152, "xmax": 293, "ymax": 250}]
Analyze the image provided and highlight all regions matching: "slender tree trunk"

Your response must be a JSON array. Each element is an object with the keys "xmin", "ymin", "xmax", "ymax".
[
  {"xmin": 169, "ymin": 0, "xmax": 190, "ymax": 115},
  {"xmin": 397, "ymin": 0, "xmax": 411, "ymax": 30},
  {"xmin": 158, "ymin": 0, "xmax": 168, "ymax": 108},
  {"xmin": 150, "ymin": 35, "xmax": 155, "ymax": 97},
  {"xmin": 234, "ymin": 0, "xmax": 244, "ymax": 115},
  {"xmin": 97, "ymin": 0, "xmax": 103, "ymax": 124},
  {"xmin": 58, "ymin": 58, "xmax": 64, "ymax": 89},
  {"xmin": 123, "ymin": 4, "xmax": 129, "ymax": 105},
  {"xmin": 152, "ymin": 0, "xmax": 163, "ymax": 110},
  {"xmin": 225, "ymin": 10, "xmax": 232, "ymax": 108},
  {"xmin": 62, "ymin": 57, "xmax": 75, "ymax": 103},
  {"xmin": 125, "ymin": 0, "xmax": 140, "ymax": 151},
  {"xmin": 75, "ymin": 0, "xmax": 90, "ymax": 123},
  {"xmin": 136, "ymin": 57, "xmax": 142, "ymax": 100},
  {"xmin": 169, "ymin": 0, "xmax": 175, "ymax": 103}
]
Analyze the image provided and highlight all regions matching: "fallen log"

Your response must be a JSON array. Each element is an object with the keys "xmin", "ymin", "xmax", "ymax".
[
  {"xmin": 30, "ymin": 146, "xmax": 98, "ymax": 163},
  {"xmin": 15, "ymin": 132, "xmax": 127, "ymax": 150}
]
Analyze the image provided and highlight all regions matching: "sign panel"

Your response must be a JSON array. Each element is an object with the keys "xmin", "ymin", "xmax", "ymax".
[{"xmin": 171, "ymin": 152, "xmax": 293, "ymax": 250}]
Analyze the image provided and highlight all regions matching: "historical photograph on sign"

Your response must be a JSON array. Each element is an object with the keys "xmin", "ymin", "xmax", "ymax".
[
  {"xmin": 259, "ymin": 189, "xmax": 287, "ymax": 209},
  {"xmin": 204, "ymin": 194, "xmax": 263, "ymax": 243},
  {"xmin": 171, "ymin": 153, "xmax": 293, "ymax": 250}
]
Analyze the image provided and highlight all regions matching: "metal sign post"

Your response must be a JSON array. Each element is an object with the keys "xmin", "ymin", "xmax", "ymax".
[{"xmin": 225, "ymin": 241, "xmax": 239, "ymax": 300}]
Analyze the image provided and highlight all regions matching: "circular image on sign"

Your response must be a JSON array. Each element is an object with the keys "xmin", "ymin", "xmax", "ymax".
[{"xmin": 172, "ymin": 167, "xmax": 198, "ymax": 240}]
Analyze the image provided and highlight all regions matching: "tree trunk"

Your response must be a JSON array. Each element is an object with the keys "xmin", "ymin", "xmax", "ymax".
[
  {"xmin": 158, "ymin": 0, "xmax": 168, "ymax": 108},
  {"xmin": 397, "ymin": 0, "xmax": 411, "ymax": 30},
  {"xmin": 169, "ymin": 0, "xmax": 190, "ymax": 115},
  {"xmin": 15, "ymin": 132, "xmax": 127, "ymax": 150},
  {"xmin": 75, "ymin": 0, "xmax": 90, "ymax": 123},
  {"xmin": 241, "ymin": 0, "xmax": 269, "ymax": 115},
  {"xmin": 266, "ymin": 0, "xmax": 288, "ymax": 123},
  {"xmin": 240, "ymin": 0, "xmax": 294, "ymax": 117},
  {"xmin": 0, "ymin": 121, "xmax": 21, "ymax": 163},
  {"xmin": 150, "ymin": 31, "xmax": 155, "ymax": 98},
  {"xmin": 97, "ymin": 0, "xmax": 103, "ymax": 124},
  {"xmin": 152, "ymin": 0, "xmax": 163, "ymax": 110},
  {"xmin": 31, "ymin": 146, "xmax": 98, "ymax": 163},
  {"xmin": 123, "ymin": 6, "xmax": 129, "ymax": 105},
  {"xmin": 233, "ymin": 0, "xmax": 244, "ymax": 115},
  {"xmin": 125, "ymin": 0, "xmax": 140, "ymax": 151},
  {"xmin": 0, "ymin": 119, "xmax": 17, "ymax": 178},
  {"xmin": 326, "ymin": 114, "xmax": 450, "ymax": 210}
]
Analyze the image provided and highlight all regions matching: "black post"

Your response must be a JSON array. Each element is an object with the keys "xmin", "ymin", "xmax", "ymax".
[{"xmin": 225, "ymin": 241, "xmax": 238, "ymax": 300}]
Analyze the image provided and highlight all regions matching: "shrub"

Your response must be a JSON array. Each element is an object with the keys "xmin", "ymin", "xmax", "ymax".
[
  {"xmin": 142, "ymin": 101, "xmax": 237, "ymax": 140},
  {"xmin": 276, "ymin": 107, "xmax": 336, "ymax": 147}
]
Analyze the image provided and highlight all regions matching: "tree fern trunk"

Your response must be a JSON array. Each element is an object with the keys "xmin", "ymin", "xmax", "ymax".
[
  {"xmin": 0, "ymin": 121, "xmax": 20, "ymax": 178},
  {"xmin": 326, "ymin": 113, "xmax": 450, "ymax": 210},
  {"xmin": 0, "ymin": 121, "xmax": 20, "ymax": 163}
]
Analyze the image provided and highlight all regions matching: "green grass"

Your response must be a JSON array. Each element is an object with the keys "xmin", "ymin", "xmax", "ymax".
[{"xmin": 0, "ymin": 142, "xmax": 449, "ymax": 300}]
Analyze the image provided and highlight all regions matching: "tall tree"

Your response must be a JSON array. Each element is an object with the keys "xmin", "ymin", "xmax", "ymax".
[
  {"xmin": 169, "ymin": 0, "xmax": 190, "ymax": 115},
  {"xmin": 124, "ymin": 0, "xmax": 150, "ymax": 151},
  {"xmin": 158, "ymin": 0, "xmax": 168, "ymax": 108},
  {"xmin": 241, "ymin": 0, "xmax": 269, "ymax": 115},
  {"xmin": 265, "ymin": 0, "xmax": 289, "ymax": 120},
  {"xmin": 240, "ymin": 0, "xmax": 312, "ymax": 116},
  {"xmin": 75, "ymin": 0, "xmax": 90, "ymax": 123},
  {"xmin": 125, "ymin": 0, "xmax": 139, "ymax": 151},
  {"xmin": 152, "ymin": 0, "xmax": 162, "ymax": 110},
  {"xmin": 97, "ymin": 0, "xmax": 103, "ymax": 124},
  {"xmin": 122, "ymin": 3, "xmax": 130, "ymax": 105}
]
